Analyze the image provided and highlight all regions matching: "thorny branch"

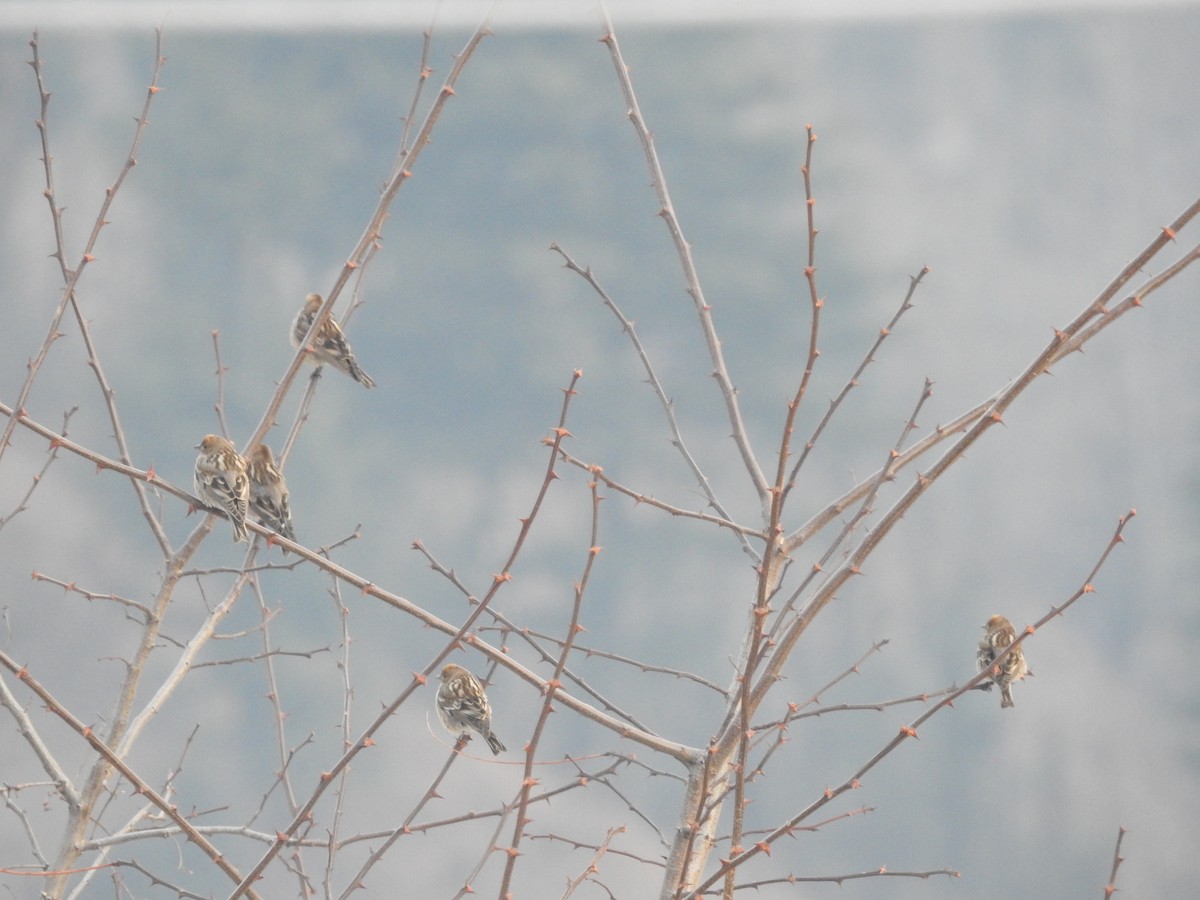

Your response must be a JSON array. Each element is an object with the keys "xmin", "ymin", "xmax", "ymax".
[
  {"xmin": 0, "ymin": 650, "xmax": 260, "ymax": 897},
  {"xmin": 1103, "ymin": 826, "xmax": 1128, "ymax": 898},
  {"xmin": 686, "ymin": 511, "xmax": 1136, "ymax": 898}
]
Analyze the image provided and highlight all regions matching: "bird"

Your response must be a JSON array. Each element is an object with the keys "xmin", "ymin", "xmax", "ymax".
[
  {"xmin": 194, "ymin": 434, "xmax": 250, "ymax": 543},
  {"xmin": 436, "ymin": 663, "xmax": 506, "ymax": 755},
  {"xmin": 976, "ymin": 614, "xmax": 1029, "ymax": 709},
  {"xmin": 246, "ymin": 443, "xmax": 295, "ymax": 549},
  {"xmin": 290, "ymin": 293, "xmax": 376, "ymax": 388}
]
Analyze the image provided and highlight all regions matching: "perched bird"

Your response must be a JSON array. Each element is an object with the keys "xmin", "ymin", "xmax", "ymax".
[
  {"xmin": 246, "ymin": 443, "xmax": 295, "ymax": 548},
  {"xmin": 291, "ymin": 293, "xmax": 376, "ymax": 388},
  {"xmin": 436, "ymin": 663, "xmax": 506, "ymax": 755},
  {"xmin": 194, "ymin": 434, "xmax": 250, "ymax": 543},
  {"xmin": 976, "ymin": 614, "xmax": 1029, "ymax": 709}
]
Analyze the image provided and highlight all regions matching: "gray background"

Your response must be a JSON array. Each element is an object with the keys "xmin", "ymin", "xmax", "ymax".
[{"xmin": 1, "ymin": 2, "xmax": 1197, "ymax": 897}]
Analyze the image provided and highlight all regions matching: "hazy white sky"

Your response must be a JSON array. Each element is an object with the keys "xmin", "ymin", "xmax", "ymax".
[
  {"xmin": 1, "ymin": 8, "xmax": 1197, "ymax": 898},
  {"xmin": 0, "ymin": 0, "xmax": 1196, "ymax": 29}
]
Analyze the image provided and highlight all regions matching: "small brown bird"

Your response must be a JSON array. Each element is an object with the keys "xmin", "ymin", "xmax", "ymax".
[
  {"xmin": 977, "ymin": 614, "xmax": 1029, "ymax": 709},
  {"xmin": 246, "ymin": 443, "xmax": 295, "ymax": 547},
  {"xmin": 194, "ymin": 434, "xmax": 250, "ymax": 543},
  {"xmin": 291, "ymin": 293, "xmax": 376, "ymax": 388},
  {"xmin": 436, "ymin": 663, "xmax": 506, "ymax": 755}
]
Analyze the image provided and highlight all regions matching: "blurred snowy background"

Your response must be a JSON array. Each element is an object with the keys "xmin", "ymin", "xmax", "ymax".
[{"xmin": 1, "ymin": 1, "xmax": 1198, "ymax": 897}]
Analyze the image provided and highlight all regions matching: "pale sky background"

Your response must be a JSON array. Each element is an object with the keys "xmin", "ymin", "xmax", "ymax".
[
  {"xmin": 0, "ymin": 0, "xmax": 1199, "ymax": 29},
  {"xmin": 1, "ymin": 3, "xmax": 1198, "ymax": 898}
]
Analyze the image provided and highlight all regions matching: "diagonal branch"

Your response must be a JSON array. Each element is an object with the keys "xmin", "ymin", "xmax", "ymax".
[
  {"xmin": 7, "ymin": 30, "xmax": 172, "ymax": 555},
  {"xmin": 551, "ymin": 244, "xmax": 760, "ymax": 564},
  {"xmin": 688, "ymin": 511, "xmax": 1134, "ymax": 898},
  {"xmin": 0, "ymin": 651, "xmax": 259, "ymax": 897},
  {"xmin": 245, "ymin": 24, "xmax": 492, "ymax": 455},
  {"xmin": 598, "ymin": 19, "xmax": 770, "ymax": 508},
  {"xmin": 756, "ymin": 207, "xmax": 1200, "ymax": 717}
]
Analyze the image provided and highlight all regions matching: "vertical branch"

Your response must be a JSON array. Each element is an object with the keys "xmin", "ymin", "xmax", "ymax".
[
  {"xmin": 210, "ymin": 330, "xmax": 233, "ymax": 440},
  {"xmin": 46, "ymin": 524, "xmax": 210, "ymax": 898},
  {"xmin": 774, "ymin": 125, "xmax": 823, "ymax": 502},
  {"xmin": 497, "ymin": 472, "xmax": 604, "ymax": 896},
  {"xmin": 248, "ymin": 574, "xmax": 316, "ymax": 895},
  {"xmin": 323, "ymin": 577, "xmax": 354, "ymax": 897},
  {"xmin": 1102, "ymin": 826, "xmax": 1128, "ymax": 898}
]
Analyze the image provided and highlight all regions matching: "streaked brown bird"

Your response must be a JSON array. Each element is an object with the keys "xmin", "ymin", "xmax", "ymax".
[
  {"xmin": 194, "ymin": 434, "xmax": 250, "ymax": 543},
  {"xmin": 246, "ymin": 443, "xmax": 295, "ymax": 547},
  {"xmin": 291, "ymin": 293, "xmax": 376, "ymax": 388},
  {"xmin": 436, "ymin": 663, "xmax": 506, "ymax": 755},
  {"xmin": 977, "ymin": 614, "xmax": 1029, "ymax": 709}
]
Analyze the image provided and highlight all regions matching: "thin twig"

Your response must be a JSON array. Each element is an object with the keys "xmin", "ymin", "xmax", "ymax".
[
  {"xmin": 556, "ymin": 446, "xmax": 766, "ymax": 544},
  {"xmin": 562, "ymin": 826, "xmax": 627, "ymax": 899},
  {"xmin": 551, "ymin": 244, "xmax": 759, "ymax": 564},
  {"xmin": 9, "ymin": 31, "xmax": 172, "ymax": 559},
  {"xmin": 498, "ymin": 473, "xmax": 604, "ymax": 896},
  {"xmin": 0, "ymin": 399, "xmax": 693, "ymax": 762},
  {"xmin": 210, "ymin": 331, "xmax": 232, "ymax": 440},
  {"xmin": 0, "ymin": 651, "xmax": 259, "ymax": 897},
  {"xmin": 420, "ymin": 540, "xmax": 660, "ymax": 732},
  {"xmin": 245, "ymin": 24, "xmax": 493, "ymax": 455},
  {"xmin": 598, "ymin": 18, "xmax": 770, "ymax": 508},
  {"xmin": 784, "ymin": 267, "xmax": 929, "ymax": 504},
  {"xmin": 686, "ymin": 511, "xmax": 1135, "ymax": 897},
  {"xmin": 732, "ymin": 868, "xmax": 960, "ymax": 890},
  {"xmin": 0, "ymin": 407, "xmax": 75, "ymax": 532},
  {"xmin": 756, "ymin": 207, "xmax": 1200, "ymax": 719},
  {"xmin": 1102, "ymin": 826, "xmax": 1128, "ymax": 898}
]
